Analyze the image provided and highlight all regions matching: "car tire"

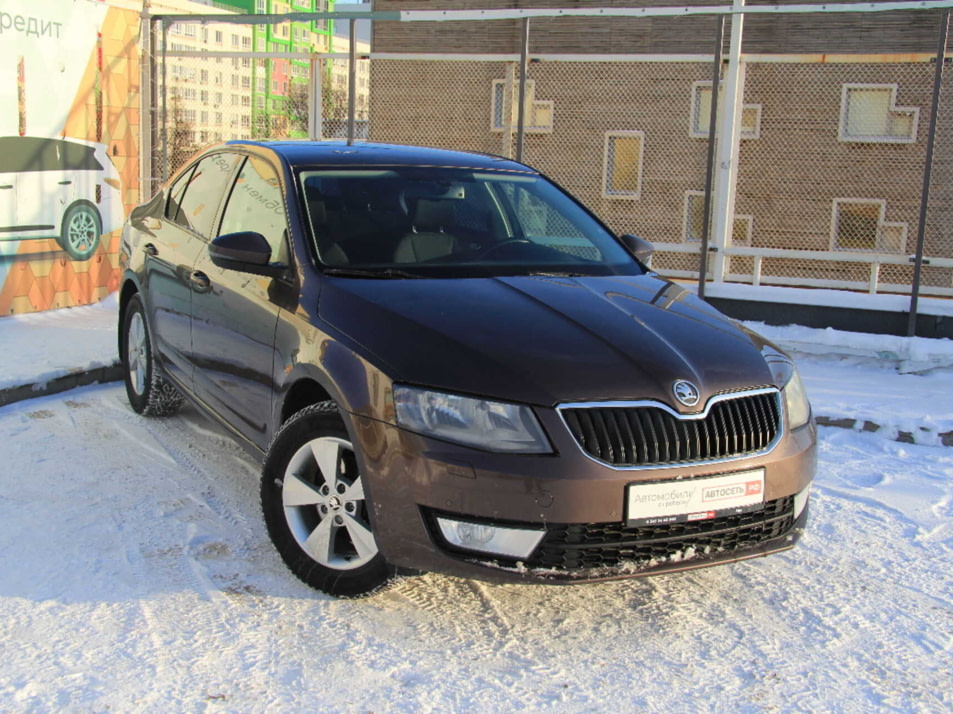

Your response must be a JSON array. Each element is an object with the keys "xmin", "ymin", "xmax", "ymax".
[
  {"xmin": 261, "ymin": 402, "xmax": 392, "ymax": 597},
  {"xmin": 59, "ymin": 203, "xmax": 102, "ymax": 261},
  {"xmin": 121, "ymin": 293, "xmax": 185, "ymax": 417}
]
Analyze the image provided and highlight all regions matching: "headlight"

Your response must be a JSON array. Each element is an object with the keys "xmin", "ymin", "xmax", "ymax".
[
  {"xmin": 393, "ymin": 385, "xmax": 552, "ymax": 453},
  {"xmin": 762, "ymin": 346, "xmax": 811, "ymax": 430}
]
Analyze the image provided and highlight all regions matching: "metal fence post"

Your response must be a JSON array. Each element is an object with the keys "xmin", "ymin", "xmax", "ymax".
[
  {"xmin": 347, "ymin": 19, "xmax": 357, "ymax": 145},
  {"xmin": 160, "ymin": 19, "xmax": 169, "ymax": 184},
  {"xmin": 698, "ymin": 14, "xmax": 726, "ymax": 301},
  {"xmin": 907, "ymin": 9, "xmax": 950, "ymax": 337},
  {"xmin": 515, "ymin": 18, "xmax": 530, "ymax": 164},
  {"xmin": 710, "ymin": 0, "xmax": 746, "ymax": 285},
  {"xmin": 309, "ymin": 54, "xmax": 322, "ymax": 140},
  {"xmin": 140, "ymin": 10, "xmax": 153, "ymax": 201}
]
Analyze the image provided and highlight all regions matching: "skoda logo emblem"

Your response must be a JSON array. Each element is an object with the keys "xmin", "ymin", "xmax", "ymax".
[{"xmin": 673, "ymin": 380, "xmax": 700, "ymax": 407}]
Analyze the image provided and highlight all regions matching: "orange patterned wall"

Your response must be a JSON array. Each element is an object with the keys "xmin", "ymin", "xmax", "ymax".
[{"xmin": 0, "ymin": 6, "xmax": 139, "ymax": 315}]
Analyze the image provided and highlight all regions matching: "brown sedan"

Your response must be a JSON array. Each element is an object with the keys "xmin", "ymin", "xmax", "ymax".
[{"xmin": 118, "ymin": 141, "xmax": 816, "ymax": 597}]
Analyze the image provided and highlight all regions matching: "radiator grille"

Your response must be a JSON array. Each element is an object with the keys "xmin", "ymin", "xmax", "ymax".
[{"xmin": 561, "ymin": 390, "xmax": 781, "ymax": 467}]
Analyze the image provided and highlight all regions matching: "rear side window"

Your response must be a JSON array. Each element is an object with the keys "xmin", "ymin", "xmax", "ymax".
[
  {"xmin": 166, "ymin": 167, "xmax": 195, "ymax": 223},
  {"xmin": 166, "ymin": 153, "xmax": 240, "ymax": 238},
  {"xmin": 0, "ymin": 138, "xmax": 103, "ymax": 173},
  {"xmin": 61, "ymin": 142, "xmax": 104, "ymax": 171}
]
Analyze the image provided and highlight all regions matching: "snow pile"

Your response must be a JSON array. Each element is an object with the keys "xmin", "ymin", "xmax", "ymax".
[
  {"xmin": 798, "ymin": 359, "xmax": 953, "ymax": 440},
  {"xmin": 746, "ymin": 319, "xmax": 953, "ymax": 374},
  {"xmin": 0, "ymin": 293, "xmax": 118, "ymax": 390},
  {"xmin": 698, "ymin": 280, "xmax": 953, "ymax": 317}
]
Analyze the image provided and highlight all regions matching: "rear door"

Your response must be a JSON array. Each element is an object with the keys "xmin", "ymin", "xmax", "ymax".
[
  {"xmin": 190, "ymin": 153, "xmax": 295, "ymax": 449},
  {"xmin": 143, "ymin": 152, "xmax": 240, "ymax": 390},
  {"xmin": 16, "ymin": 139, "xmax": 71, "ymax": 234}
]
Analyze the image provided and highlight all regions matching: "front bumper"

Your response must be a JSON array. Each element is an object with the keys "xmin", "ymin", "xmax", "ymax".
[{"xmin": 349, "ymin": 409, "xmax": 817, "ymax": 584}]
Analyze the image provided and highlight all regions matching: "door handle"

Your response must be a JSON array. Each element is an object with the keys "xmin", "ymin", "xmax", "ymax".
[
  {"xmin": 191, "ymin": 271, "xmax": 211, "ymax": 290},
  {"xmin": 143, "ymin": 243, "xmax": 158, "ymax": 257},
  {"xmin": 0, "ymin": 185, "xmax": 12, "ymax": 190},
  {"xmin": 58, "ymin": 180, "xmax": 73, "ymax": 186}
]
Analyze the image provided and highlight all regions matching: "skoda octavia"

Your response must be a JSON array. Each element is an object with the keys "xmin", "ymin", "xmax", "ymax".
[{"xmin": 118, "ymin": 141, "xmax": 816, "ymax": 597}]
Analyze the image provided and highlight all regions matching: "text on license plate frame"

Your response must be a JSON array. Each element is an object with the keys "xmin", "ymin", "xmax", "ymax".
[{"xmin": 626, "ymin": 468, "xmax": 765, "ymax": 527}]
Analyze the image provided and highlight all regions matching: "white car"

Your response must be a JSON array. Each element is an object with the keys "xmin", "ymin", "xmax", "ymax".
[{"xmin": 0, "ymin": 136, "xmax": 124, "ymax": 261}]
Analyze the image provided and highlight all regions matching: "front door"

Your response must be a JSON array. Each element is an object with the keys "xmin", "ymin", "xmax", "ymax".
[{"xmin": 190, "ymin": 154, "xmax": 295, "ymax": 450}]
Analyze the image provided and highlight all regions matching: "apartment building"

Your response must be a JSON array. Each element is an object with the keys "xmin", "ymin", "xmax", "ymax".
[
  {"xmin": 164, "ymin": 18, "xmax": 255, "ymax": 150},
  {"xmin": 214, "ymin": 0, "xmax": 335, "ymax": 138}
]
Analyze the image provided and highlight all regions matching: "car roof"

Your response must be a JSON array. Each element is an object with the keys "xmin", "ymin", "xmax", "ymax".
[
  {"xmin": 222, "ymin": 140, "xmax": 537, "ymax": 173},
  {"xmin": 0, "ymin": 136, "xmax": 97, "ymax": 148}
]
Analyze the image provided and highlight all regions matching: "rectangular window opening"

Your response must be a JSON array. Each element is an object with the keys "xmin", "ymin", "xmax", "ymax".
[
  {"xmin": 690, "ymin": 81, "xmax": 761, "ymax": 140},
  {"xmin": 602, "ymin": 131, "xmax": 645, "ymax": 200},
  {"xmin": 832, "ymin": 199, "xmax": 908, "ymax": 253},
  {"xmin": 840, "ymin": 84, "xmax": 918, "ymax": 143}
]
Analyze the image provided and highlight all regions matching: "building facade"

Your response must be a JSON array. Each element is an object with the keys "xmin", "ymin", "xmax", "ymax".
[{"xmin": 164, "ymin": 17, "xmax": 254, "ymax": 152}]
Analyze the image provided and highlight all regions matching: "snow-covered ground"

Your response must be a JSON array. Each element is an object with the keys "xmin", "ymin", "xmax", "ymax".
[
  {"xmin": 1, "ymin": 384, "xmax": 951, "ymax": 712},
  {"xmin": 0, "ymin": 299, "xmax": 952, "ymax": 711},
  {"xmin": 0, "ymin": 294, "xmax": 119, "ymax": 390}
]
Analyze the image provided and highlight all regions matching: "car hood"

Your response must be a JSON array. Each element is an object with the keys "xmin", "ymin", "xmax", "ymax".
[{"xmin": 319, "ymin": 274, "xmax": 776, "ymax": 409}]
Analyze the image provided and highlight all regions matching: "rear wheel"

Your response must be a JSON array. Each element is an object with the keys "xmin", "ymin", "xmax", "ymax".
[
  {"xmin": 59, "ymin": 203, "xmax": 102, "ymax": 261},
  {"xmin": 121, "ymin": 294, "xmax": 184, "ymax": 417},
  {"xmin": 261, "ymin": 402, "xmax": 392, "ymax": 597}
]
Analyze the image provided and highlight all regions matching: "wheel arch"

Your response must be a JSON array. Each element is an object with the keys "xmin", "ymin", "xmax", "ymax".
[
  {"xmin": 117, "ymin": 276, "xmax": 141, "ymax": 358},
  {"xmin": 62, "ymin": 198, "xmax": 102, "ymax": 228},
  {"xmin": 278, "ymin": 375, "xmax": 335, "ymax": 427}
]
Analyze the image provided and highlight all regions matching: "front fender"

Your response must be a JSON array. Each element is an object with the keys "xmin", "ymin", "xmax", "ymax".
[{"xmin": 273, "ymin": 310, "xmax": 396, "ymax": 429}]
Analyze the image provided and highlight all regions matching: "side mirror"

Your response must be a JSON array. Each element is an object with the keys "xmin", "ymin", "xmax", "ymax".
[
  {"xmin": 620, "ymin": 234, "xmax": 654, "ymax": 264},
  {"xmin": 209, "ymin": 231, "xmax": 284, "ymax": 277}
]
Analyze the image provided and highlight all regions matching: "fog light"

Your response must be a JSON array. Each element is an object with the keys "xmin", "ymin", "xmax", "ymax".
[
  {"xmin": 794, "ymin": 483, "xmax": 812, "ymax": 519},
  {"xmin": 436, "ymin": 517, "xmax": 545, "ymax": 559}
]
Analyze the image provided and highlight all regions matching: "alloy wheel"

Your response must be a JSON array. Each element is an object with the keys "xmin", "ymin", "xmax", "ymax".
[
  {"xmin": 282, "ymin": 436, "xmax": 378, "ymax": 570},
  {"xmin": 127, "ymin": 311, "xmax": 148, "ymax": 397},
  {"xmin": 67, "ymin": 209, "xmax": 97, "ymax": 254}
]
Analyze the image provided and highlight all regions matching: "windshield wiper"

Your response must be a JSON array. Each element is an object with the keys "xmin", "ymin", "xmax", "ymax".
[
  {"xmin": 323, "ymin": 267, "xmax": 426, "ymax": 279},
  {"xmin": 523, "ymin": 270, "xmax": 589, "ymax": 278}
]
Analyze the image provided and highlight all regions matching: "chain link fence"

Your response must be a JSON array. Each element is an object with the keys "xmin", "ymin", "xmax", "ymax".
[
  {"xmin": 151, "ymin": 6, "xmax": 953, "ymax": 321},
  {"xmin": 156, "ymin": 16, "xmax": 356, "ymax": 180},
  {"xmin": 926, "ymin": 53, "xmax": 953, "ymax": 294},
  {"xmin": 733, "ymin": 59, "xmax": 940, "ymax": 295},
  {"xmin": 519, "ymin": 60, "xmax": 713, "ymax": 279}
]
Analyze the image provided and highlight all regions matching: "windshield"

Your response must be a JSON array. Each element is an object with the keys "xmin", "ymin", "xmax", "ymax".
[{"xmin": 298, "ymin": 167, "xmax": 643, "ymax": 278}]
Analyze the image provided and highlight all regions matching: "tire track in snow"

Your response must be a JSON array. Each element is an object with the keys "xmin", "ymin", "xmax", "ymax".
[{"xmin": 91, "ymin": 388, "xmax": 286, "ymax": 704}]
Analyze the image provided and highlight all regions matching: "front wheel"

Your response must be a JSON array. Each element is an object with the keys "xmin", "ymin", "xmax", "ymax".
[
  {"xmin": 261, "ymin": 402, "xmax": 392, "ymax": 597},
  {"xmin": 59, "ymin": 203, "xmax": 102, "ymax": 261},
  {"xmin": 120, "ymin": 294, "xmax": 185, "ymax": 417}
]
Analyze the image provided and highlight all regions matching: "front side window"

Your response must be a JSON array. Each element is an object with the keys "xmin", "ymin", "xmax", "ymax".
[
  {"xmin": 60, "ymin": 142, "xmax": 104, "ymax": 171},
  {"xmin": 299, "ymin": 167, "xmax": 641, "ymax": 278},
  {"xmin": 219, "ymin": 156, "xmax": 290, "ymax": 265}
]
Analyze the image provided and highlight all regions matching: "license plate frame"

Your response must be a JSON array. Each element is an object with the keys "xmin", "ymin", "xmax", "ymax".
[{"xmin": 626, "ymin": 468, "xmax": 765, "ymax": 527}]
